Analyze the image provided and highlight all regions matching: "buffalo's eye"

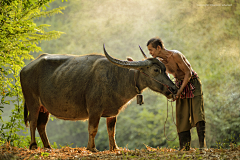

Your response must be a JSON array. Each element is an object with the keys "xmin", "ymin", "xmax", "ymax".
[{"xmin": 154, "ymin": 69, "xmax": 161, "ymax": 73}]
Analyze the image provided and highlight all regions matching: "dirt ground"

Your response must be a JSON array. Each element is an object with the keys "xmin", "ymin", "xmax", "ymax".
[{"xmin": 0, "ymin": 143, "xmax": 240, "ymax": 160}]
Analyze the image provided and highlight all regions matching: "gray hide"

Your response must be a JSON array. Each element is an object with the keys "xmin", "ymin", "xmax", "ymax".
[{"xmin": 20, "ymin": 48, "xmax": 178, "ymax": 152}]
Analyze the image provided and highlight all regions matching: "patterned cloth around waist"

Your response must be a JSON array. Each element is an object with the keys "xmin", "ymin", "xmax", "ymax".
[{"xmin": 175, "ymin": 71, "xmax": 199, "ymax": 99}]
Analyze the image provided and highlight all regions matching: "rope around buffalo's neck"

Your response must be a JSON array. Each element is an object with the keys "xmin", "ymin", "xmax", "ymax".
[{"xmin": 139, "ymin": 71, "xmax": 175, "ymax": 95}]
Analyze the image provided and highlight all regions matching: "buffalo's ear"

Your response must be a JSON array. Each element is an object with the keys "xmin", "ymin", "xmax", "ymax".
[{"xmin": 127, "ymin": 57, "xmax": 134, "ymax": 61}]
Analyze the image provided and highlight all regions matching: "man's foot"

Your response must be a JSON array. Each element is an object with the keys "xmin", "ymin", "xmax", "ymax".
[
  {"xmin": 198, "ymin": 148, "xmax": 208, "ymax": 154},
  {"xmin": 196, "ymin": 121, "xmax": 207, "ymax": 152},
  {"xmin": 178, "ymin": 130, "xmax": 191, "ymax": 151}
]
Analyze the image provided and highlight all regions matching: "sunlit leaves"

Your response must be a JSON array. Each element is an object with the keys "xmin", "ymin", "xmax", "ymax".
[{"xmin": 0, "ymin": 0, "xmax": 65, "ymax": 146}]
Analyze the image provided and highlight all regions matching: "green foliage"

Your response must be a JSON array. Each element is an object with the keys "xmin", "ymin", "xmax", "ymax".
[
  {"xmin": 46, "ymin": 119, "xmax": 89, "ymax": 148},
  {"xmin": 41, "ymin": 152, "xmax": 50, "ymax": 157},
  {"xmin": 0, "ymin": 0, "xmax": 65, "ymax": 147}
]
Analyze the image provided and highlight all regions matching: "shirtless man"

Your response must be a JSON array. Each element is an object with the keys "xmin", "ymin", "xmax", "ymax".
[{"xmin": 147, "ymin": 37, "xmax": 206, "ymax": 151}]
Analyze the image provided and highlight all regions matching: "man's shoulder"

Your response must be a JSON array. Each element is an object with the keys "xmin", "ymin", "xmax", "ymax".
[
  {"xmin": 169, "ymin": 50, "xmax": 183, "ymax": 59},
  {"xmin": 170, "ymin": 50, "xmax": 182, "ymax": 55}
]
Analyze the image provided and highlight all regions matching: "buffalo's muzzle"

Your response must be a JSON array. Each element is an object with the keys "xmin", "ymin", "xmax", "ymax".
[{"xmin": 169, "ymin": 87, "xmax": 178, "ymax": 95}]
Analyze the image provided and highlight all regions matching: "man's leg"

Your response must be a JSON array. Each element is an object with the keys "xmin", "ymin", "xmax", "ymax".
[
  {"xmin": 196, "ymin": 121, "xmax": 207, "ymax": 149},
  {"xmin": 176, "ymin": 98, "xmax": 192, "ymax": 151},
  {"xmin": 178, "ymin": 130, "xmax": 191, "ymax": 151},
  {"xmin": 191, "ymin": 94, "xmax": 206, "ymax": 150}
]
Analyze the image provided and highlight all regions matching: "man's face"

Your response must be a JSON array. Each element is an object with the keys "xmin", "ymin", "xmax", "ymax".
[{"xmin": 147, "ymin": 44, "xmax": 161, "ymax": 58}]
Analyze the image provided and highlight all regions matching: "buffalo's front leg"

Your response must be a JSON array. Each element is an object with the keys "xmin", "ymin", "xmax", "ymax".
[
  {"xmin": 107, "ymin": 117, "xmax": 119, "ymax": 151},
  {"xmin": 87, "ymin": 114, "xmax": 100, "ymax": 152}
]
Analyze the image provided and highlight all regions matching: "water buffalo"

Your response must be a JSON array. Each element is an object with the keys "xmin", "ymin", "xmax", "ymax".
[{"xmin": 20, "ymin": 45, "xmax": 178, "ymax": 152}]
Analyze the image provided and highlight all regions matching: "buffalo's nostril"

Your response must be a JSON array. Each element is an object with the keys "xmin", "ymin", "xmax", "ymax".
[
  {"xmin": 174, "ymin": 89, "xmax": 178, "ymax": 94},
  {"xmin": 170, "ymin": 88, "xmax": 178, "ymax": 94}
]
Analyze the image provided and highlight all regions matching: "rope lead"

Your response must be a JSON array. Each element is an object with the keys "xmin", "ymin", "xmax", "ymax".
[{"xmin": 164, "ymin": 98, "xmax": 178, "ymax": 141}]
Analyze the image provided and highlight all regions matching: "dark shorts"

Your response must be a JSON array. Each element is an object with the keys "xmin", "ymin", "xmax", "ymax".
[{"xmin": 176, "ymin": 77, "xmax": 206, "ymax": 133}]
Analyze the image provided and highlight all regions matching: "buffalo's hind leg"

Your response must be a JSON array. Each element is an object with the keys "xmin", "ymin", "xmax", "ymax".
[
  {"xmin": 28, "ymin": 103, "xmax": 40, "ymax": 150},
  {"xmin": 87, "ymin": 113, "xmax": 101, "ymax": 152},
  {"xmin": 107, "ymin": 117, "xmax": 119, "ymax": 151},
  {"xmin": 37, "ymin": 110, "xmax": 51, "ymax": 149}
]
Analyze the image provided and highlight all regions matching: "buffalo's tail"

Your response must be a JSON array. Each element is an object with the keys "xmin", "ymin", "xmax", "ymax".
[{"xmin": 24, "ymin": 102, "xmax": 29, "ymax": 127}]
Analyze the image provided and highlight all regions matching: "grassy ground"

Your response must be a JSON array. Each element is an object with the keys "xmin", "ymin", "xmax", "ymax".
[{"xmin": 0, "ymin": 143, "xmax": 240, "ymax": 159}]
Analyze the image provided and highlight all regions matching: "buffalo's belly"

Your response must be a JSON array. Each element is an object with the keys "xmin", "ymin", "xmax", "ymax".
[
  {"xmin": 101, "ymin": 109, "xmax": 120, "ymax": 117},
  {"xmin": 44, "ymin": 103, "xmax": 89, "ymax": 120}
]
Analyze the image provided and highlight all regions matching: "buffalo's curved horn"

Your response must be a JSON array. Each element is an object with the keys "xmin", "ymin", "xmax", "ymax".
[
  {"xmin": 103, "ymin": 44, "xmax": 151, "ymax": 69},
  {"xmin": 139, "ymin": 45, "xmax": 148, "ymax": 59}
]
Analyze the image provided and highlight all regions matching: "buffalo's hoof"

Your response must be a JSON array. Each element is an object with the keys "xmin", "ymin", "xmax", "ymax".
[
  {"xmin": 29, "ymin": 142, "xmax": 38, "ymax": 150},
  {"xmin": 44, "ymin": 145, "xmax": 52, "ymax": 150},
  {"xmin": 110, "ymin": 146, "xmax": 119, "ymax": 151},
  {"xmin": 87, "ymin": 147, "xmax": 99, "ymax": 152}
]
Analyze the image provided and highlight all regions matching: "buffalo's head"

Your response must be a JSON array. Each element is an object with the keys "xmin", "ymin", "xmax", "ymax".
[{"xmin": 103, "ymin": 44, "xmax": 178, "ymax": 99}]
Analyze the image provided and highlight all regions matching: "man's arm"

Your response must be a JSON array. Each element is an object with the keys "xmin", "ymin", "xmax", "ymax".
[{"xmin": 173, "ymin": 53, "xmax": 192, "ymax": 99}]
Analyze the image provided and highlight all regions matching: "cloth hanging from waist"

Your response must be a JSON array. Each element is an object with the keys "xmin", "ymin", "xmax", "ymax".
[{"xmin": 175, "ymin": 71, "xmax": 199, "ymax": 99}]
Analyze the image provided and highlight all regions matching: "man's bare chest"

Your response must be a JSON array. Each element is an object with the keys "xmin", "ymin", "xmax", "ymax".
[
  {"xmin": 166, "ymin": 63, "xmax": 178, "ymax": 74},
  {"xmin": 162, "ymin": 58, "xmax": 180, "ymax": 74}
]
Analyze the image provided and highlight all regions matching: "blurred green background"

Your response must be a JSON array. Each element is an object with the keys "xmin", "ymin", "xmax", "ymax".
[{"xmin": 2, "ymin": 0, "xmax": 240, "ymax": 151}]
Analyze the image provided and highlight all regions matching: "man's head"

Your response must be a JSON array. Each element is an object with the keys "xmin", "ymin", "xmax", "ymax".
[
  {"xmin": 147, "ymin": 37, "xmax": 165, "ymax": 49},
  {"xmin": 147, "ymin": 37, "xmax": 165, "ymax": 58}
]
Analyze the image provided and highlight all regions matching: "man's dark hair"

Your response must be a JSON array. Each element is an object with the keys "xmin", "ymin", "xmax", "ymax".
[{"xmin": 147, "ymin": 37, "xmax": 165, "ymax": 49}]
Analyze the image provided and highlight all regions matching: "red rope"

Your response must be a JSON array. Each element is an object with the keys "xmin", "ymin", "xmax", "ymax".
[{"xmin": 140, "ymin": 71, "xmax": 175, "ymax": 95}]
